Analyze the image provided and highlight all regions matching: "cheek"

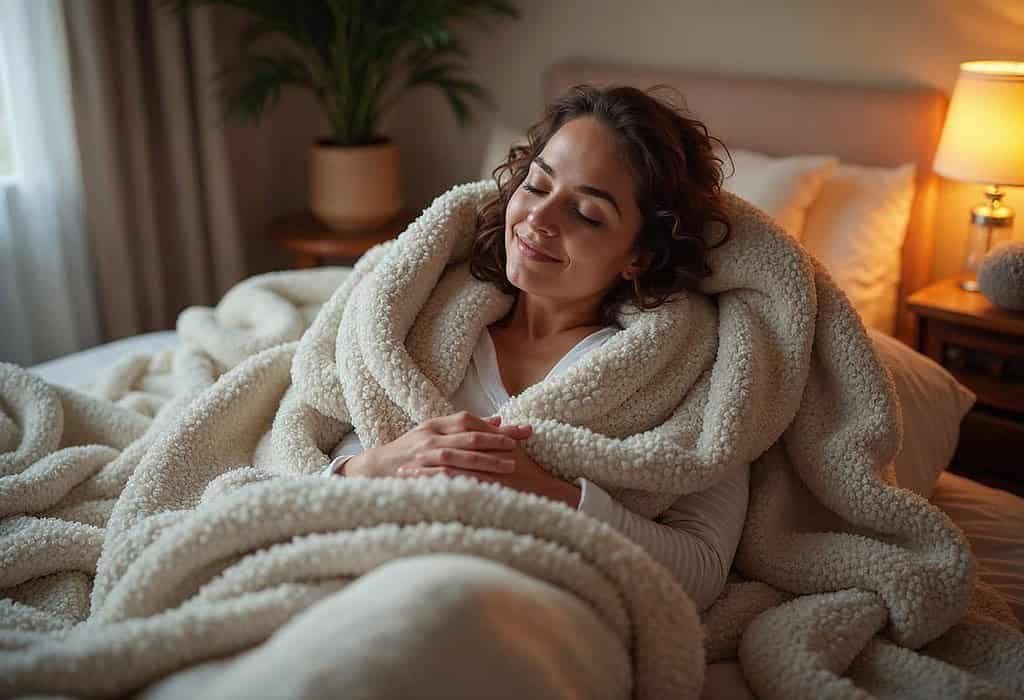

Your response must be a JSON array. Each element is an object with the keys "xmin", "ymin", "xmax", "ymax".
[
  {"xmin": 505, "ymin": 191, "xmax": 527, "ymax": 226},
  {"xmin": 503, "ymin": 195, "xmax": 528, "ymax": 244}
]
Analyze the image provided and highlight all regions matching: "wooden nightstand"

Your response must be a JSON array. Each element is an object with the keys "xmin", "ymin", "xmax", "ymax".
[
  {"xmin": 907, "ymin": 278, "xmax": 1024, "ymax": 493},
  {"xmin": 270, "ymin": 210, "xmax": 417, "ymax": 268}
]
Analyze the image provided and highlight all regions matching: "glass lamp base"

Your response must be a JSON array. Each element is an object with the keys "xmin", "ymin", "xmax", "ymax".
[{"xmin": 960, "ymin": 190, "xmax": 1014, "ymax": 294}]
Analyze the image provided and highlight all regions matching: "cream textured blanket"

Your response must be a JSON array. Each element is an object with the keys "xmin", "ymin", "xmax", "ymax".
[{"xmin": 1, "ymin": 181, "xmax": 1022, "ymax": 699}]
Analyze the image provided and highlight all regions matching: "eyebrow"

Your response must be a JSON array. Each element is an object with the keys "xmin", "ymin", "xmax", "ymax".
[{"xmin": 533, "ymin": 157, "xmax": 621, "ymax": 219}]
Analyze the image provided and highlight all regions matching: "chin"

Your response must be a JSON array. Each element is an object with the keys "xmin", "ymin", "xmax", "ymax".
[
  {"xmin": 504, "ymin": 256, "xmax": 542, "ymax": 295},
  {"xmin": 504, "ymin": 261, "xmax": 527, "ymax": 292}
]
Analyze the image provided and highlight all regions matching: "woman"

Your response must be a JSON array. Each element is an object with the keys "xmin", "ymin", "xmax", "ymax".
[
  {"xmin": 323, "ymin": 84, "xmax": 750, "ymax": 614},
  {"xmin": 134, "ymin": 85, "xmax": 751, "ymax": 700}
]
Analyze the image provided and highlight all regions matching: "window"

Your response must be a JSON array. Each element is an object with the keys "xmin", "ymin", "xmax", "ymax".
[{"xmin": 0, "ymin": 36, "xmax": 13, "ymax": 178}]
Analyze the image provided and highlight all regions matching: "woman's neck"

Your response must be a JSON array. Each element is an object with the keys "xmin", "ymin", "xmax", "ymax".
[{"xmin": 495, "ymin": 292, "xmax": 605, "ymax": 341}]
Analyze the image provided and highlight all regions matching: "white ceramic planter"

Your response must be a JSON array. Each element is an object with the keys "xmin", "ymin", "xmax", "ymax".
[{"xmin": 309, "ymin": 140, "xmax": 401, "ymax": 233}]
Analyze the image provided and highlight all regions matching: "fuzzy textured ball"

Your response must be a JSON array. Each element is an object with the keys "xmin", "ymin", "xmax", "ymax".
[{"xmin": 979, "ymin": 241, "xmax": 1024, "ymax": 311}]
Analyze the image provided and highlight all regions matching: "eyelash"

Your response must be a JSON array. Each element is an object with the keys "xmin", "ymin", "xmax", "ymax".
[{"xmin": 521, "ymin": 183, "xmax": 602, "ymax": 227}]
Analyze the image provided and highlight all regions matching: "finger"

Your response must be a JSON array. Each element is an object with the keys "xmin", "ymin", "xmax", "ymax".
[
  {"xmin": 443, "ymin": 431, "xmax": 519, "ymax": 453},
  {"xmin": 482, "ymin": 415, "xmax": 534, "ymax": 438},
  {"xmin": 396, "ymin": 466, "xmax": 445, "ymax": 478},
  {"xmin": 420, "ymin": 448, "xmax": 515, "ymax": 473},
  {"xmin": 438, "ymin": 411, "xmax": 534, "ymax": 440},
  {"xmin": 397, "ymin": 466, "xmax": 498, "ymax": 482},
  {"xmin": 429, "ymin": 412, "xmax": 532, "ymax": 441},
  {"xmin": 433, "ymin": 411, "xmax": 505, "ymax": 436},
  {"xmin": 497, "ymin": 422, "xmax": 533, "ymax": 439}
]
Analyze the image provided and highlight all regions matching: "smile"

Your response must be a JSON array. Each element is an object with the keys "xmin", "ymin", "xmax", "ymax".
[{"xmin": 516, "ymin": 234, "xmax": 561, "ymax": 262}]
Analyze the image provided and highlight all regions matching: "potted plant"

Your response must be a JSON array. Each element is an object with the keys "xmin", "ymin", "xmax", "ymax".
[{"xmin": 169, "ymin": 1, "xmax": 519, "ymax": 232}]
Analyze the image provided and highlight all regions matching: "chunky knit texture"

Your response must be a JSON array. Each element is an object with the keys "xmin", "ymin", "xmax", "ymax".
[{"xmin": 1, "ymin": 181, "xmax": 1022, "ymax": 699}]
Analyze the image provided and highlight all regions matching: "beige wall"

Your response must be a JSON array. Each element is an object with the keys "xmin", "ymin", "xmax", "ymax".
[{"xmin": 228, "ymin": 1, "xmax": 1024, "ymax": 281}]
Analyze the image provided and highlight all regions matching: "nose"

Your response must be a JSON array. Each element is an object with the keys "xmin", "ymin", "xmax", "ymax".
[{"xmin": 526, "ymin": 199, "xmax": 559, "ymax": 237}]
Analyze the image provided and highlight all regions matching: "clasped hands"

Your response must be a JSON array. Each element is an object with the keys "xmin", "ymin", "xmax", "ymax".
[{"xmin": 342, "ymin": 411, "xmax": 581, "ymax": 509}]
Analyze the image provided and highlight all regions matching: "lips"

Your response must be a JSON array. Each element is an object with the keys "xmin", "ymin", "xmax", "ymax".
[{"xmin": 516, "ymin": 233, "xmax": 561, "ymax": 262}]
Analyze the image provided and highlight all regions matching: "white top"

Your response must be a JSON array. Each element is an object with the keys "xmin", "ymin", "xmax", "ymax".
[{"xmin": 324, "ymin": 326, "xmax": 750, "ymax": 611}]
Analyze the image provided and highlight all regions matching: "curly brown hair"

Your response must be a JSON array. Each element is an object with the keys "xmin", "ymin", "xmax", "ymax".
[{"xmin": 469, "ymin": 83, "xmax": 733, "ymax": 327}]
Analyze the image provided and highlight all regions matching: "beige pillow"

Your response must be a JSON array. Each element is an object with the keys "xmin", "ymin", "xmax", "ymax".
[
  {"xmin": 802, "ymin": 162, "xmax": 916, "ymax": 334},
  {"xmin": 869, "ymin": 328, "xmax": 976, "ymax": 499},
  {"xmin": 719, "ymin": 148, "xmax": 838, "ymax": 239}
]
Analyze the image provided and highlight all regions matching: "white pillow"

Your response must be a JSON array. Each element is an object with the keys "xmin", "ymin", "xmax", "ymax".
[
  {"xmin": 719, "ymin": 148, "xmax": 838, "ymax": 239},
  {"xmin": 801, "ymin": 162, "xmax": 916, "ymax": 334},
  {"xmin": 868, "ymin": 328, "xmax": 976, "ymax": 499}
]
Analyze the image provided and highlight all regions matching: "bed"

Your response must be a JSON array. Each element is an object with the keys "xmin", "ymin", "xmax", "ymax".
[{"xmin": 17, "ymin": 59, "xmax": 1024, "ymax": 698}]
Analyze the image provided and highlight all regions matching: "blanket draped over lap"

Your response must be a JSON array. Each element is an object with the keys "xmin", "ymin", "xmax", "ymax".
[{"xmin": 1, "ymin": 180, "xmax": 1021, "ymax": 699}]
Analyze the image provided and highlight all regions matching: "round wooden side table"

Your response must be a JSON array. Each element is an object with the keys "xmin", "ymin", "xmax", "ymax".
[{"xmin": 270, "ymin": 210, "xmax": 418, "ymax": 268}]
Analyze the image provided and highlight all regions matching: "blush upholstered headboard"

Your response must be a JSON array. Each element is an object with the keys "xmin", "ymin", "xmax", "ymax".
[{"xmin": 543, "ymin": 59, "xmax": 948, "ymax": 345}]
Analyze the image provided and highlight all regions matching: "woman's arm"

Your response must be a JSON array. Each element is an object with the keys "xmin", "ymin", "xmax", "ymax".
[
  {"xmin": 321, "ymin": 413, "xmax": 526, "ymax": 479},
  {"xmin": 326, "ymin": 444, "xmax": 581, "ymax": 506},
  {"xmin": 321, "ymin": 421, "xmax": 744, "ymax": 610},
  {"xmin": 574, "ymin": 466, "xmax": 750, "ymax": 612}
]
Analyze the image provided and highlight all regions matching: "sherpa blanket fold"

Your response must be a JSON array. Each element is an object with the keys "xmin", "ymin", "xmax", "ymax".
[{"xmin": 1, "ymin": 180, "xmax": 1022, "ymax": 699}]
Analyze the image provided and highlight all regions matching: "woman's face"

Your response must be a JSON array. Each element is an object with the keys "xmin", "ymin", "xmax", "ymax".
[{"xmin": 504, "ymin": 116, "xmax": 645, "ymax": 308}]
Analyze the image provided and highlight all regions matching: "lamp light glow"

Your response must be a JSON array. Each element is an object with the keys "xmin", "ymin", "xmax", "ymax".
[
  {"xmin": 933, "ymin": 60, "xmax": 1024, "ymax": 187},
  {"xmin": 933, "ymin": 59, "xmax": 1024, "ymax": 291}
]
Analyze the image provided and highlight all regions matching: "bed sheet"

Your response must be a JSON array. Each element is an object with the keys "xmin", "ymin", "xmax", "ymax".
[
  {"xmin": 930, "ymin": 470, "xmax": 1024, "ymax": 624},
  {"xmin": 28, "ymin": 330, "xmax": 179, "ymax": 389}
]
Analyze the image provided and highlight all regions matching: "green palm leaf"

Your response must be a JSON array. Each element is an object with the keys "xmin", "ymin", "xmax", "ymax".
[
  {"xmin": 168, "ymin": 0, "xmax": 520, "ymax": 145},
  {"xmin": 218, "ymin": 53, "xmax": 317, "ymax": 123}
]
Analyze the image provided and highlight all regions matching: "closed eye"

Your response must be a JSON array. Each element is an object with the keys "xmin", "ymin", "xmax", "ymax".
[{"xmin": 522, "ymin": 183, "xmax": 602, "ymax": 227}]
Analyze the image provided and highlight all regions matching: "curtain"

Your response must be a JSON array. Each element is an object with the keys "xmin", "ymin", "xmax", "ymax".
[
  {"xmin": 0, "ymin": 0, "xmax": 102, "ymax": 365},
  {"xmin": 62, "ymin": 0, "xmax": 247, "ymax": 340}
]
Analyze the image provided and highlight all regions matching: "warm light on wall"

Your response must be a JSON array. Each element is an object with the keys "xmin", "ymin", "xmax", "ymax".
[{"xmin": 934, "ymin": 60, "xmax": 1024, "ymax": 290}]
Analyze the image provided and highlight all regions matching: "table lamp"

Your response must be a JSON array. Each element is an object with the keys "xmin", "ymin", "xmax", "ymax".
[{"xmin": 933, "ymin": 60, "xmax": 1024, "ymax": 291}]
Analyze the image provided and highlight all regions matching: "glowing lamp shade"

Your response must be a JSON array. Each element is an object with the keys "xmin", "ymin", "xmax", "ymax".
[
  {"xmin": 934, "ymin": 61, "xmax": 1024, "ymax": 290},
  {"xmin": 933, "ymin": 61, "xmax": 1024, "ymax": 187}
]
